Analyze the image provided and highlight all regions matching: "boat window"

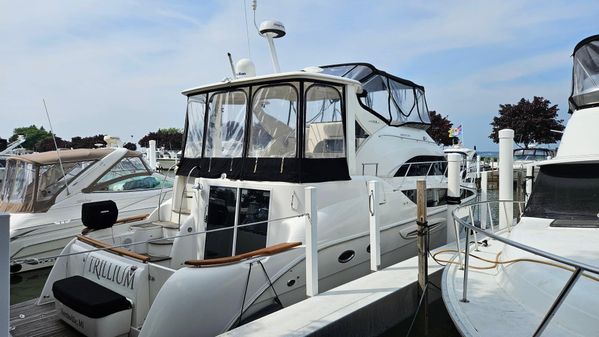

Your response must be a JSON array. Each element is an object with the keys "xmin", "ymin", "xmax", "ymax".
[
  {"xmin": 389, "ymin": 79, "xmax": 416, "ymax": 123},
  {"xmin": 402, "ymin": 188, "xmax": 447, "ymax": 207},
  {"xmin": 205, "ymin": 90, "xmax": 247, "ymax": 158},
  {"xmin": 355, "ymin": 121, "xmax": 369, "ymax": 149},
  {"xmin": 184, "ymin": 94, "xmax": 207, "ymax": 158},
  {"xmin": 98, "ymin": 173, "xmax": 173, "ymax": 192},
  {"xmin": 395, "ymin": 156, "xmax": 447, "ymax": 177},
  {"xmin": 524, "ymin": 163, "xmax": 599, "ymax": 224},
  {"xmin": 249, "ymin": 84, "xmax": 298, "ymax": 158},
  {"xmin": 97, "ymin": 157, "xmax": 148, "ymax": 184},
  {"xmin": 361, "ymin": 75, "xmax": 391, "ymax": 121},
  {"xmin": 205, "ymin": 186, "xmax": 236, "ymax": 259},
  {"xmin": 570, "ymin": 38, "xmax": 599, "ymax": 111},
  {"xmin": 37, "ymin": 161, "xmax": 93, "ymax": 201},
  {"xmin": 236, "ymin": 189, "xmax": 269, "ymax": 254},
  {"xmin": 0, "ymin": 160, "xmax": 35, "ymax": 204},
  {"xmin": 305, "ymin": 84, "xmax": 345, "ymax": 158}
]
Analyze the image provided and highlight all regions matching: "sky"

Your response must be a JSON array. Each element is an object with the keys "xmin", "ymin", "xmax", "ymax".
[{"xmin": 1, "ymin": 0, "xmax": 598, "ymax": 150}]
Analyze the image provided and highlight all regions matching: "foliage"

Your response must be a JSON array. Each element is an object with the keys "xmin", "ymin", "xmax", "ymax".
[
  {"xmin": 36, "ymin": 137, "xmax": 72, "ymax": 152},
  {"xmin": 427, "ymin": 110, "xmax": 455, "ymax": 146},
  {"xmin": 489, "ymin": 97, "xmax": 564, "ymax": 147},
  {"xmin": 70, "ymin": 135, "xmax": 107, "ymax": 149},
  {"xmin": 123, "ymin": 142, "xmax": 137, "ymax": 151},
  {"xmin": 9, "ymin": 125, "xmax": 53, "ymax": 151},
  {"xmin": 138, "ymin": 128, "xmax": 183, "ymax": 149}
]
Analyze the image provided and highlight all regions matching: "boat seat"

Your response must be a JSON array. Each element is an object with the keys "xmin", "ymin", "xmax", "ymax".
[
  {"xmin": 184, "ymin": 242, "xmax": 301, "ymax": 267},
  {"xmin": 52, "ymin": 276, "xmax": 131, "ymax": 318}
]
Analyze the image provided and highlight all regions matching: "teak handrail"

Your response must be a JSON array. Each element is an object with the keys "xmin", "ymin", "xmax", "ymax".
[
  {"xmin": 77, "ymin": 235, "xmax": 150, "ymax": 262},
  {"xmin": 115, "ymin": 214, "xmax": 148, "ymax": 225},
  {"xmin": 184, "ymin": 242, "xmax": 301, "ymax": 267}
]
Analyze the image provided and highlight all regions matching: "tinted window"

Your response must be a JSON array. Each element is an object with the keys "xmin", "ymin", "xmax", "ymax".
[
  {"xmin": 236, "ymin": 189, "xmax": 269, "ymax": 254},
  {"xmin": 205, "ymin": 186, "xmax": 236, "ymax": 259},
  {"xmin": 395, "ymin": 156, "xmax": 447, "ymax": 177}
]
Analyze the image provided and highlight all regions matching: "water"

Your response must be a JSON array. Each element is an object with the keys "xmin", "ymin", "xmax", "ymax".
[
  {"xmin": 10, "ymin": 267, "xmax": 51, "ymax": 305},
  {"xmin": 379, "ymin": 298, "xmax": 460, "ymax": 337}
]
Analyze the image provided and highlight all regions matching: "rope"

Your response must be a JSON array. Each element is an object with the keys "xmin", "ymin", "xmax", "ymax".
[{"xmin": 432, "ymin": 249, "xmax": 599, "ymax": 282}]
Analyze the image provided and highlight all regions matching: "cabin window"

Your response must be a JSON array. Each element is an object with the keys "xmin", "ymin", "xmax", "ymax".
[
  {"xmin": 184, "ymin": 94, "xmax": 207, "ymax": 158},
  {"xmin": 0, "ymin": 160, "xmax": 35, "ymax": 204},
  {"xmin": 395, "ymin": 156, "xmax": 447, "ymax": 177},
  {"xmin": 204, "ymin": 186, "xmax": 270, "ymax": 259},
  {"xmin": 249, "ymin": 84, "xmax": 298, "ymax": 158},
  {"xmin": 355, "ymin": 121, "xmax": 369, "ymax": 149},
  {"xmin": 205, "ymin": 90, "xmax": 247, "ymax": 158},
  {"xmin": 305, "ymin": 84, "xmax": 345, "ymax": 158}
]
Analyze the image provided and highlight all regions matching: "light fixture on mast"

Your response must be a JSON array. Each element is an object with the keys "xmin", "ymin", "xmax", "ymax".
[{"xmin": 259, "ymin": 20, "xmax": 285, "ymax": 73}]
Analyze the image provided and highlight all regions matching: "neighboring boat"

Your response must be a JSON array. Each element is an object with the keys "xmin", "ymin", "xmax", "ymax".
[
  {"xmin": 444, "ymin": 144, "xmax": 478, "ymax": 187},
  {"xmin": 442, "ymin": 35, "xmax": 599, "ymax": 337},
  {"xmin": 0, "ymin": 135, "xmax": 27, "ymax": 186},
  {"xmin": 2, "ymin": 147, "xmax": 173, "ymax": 273},
  {"xmin": 35, "ymin": 60, "xmax": 476, "ymax": 337}
]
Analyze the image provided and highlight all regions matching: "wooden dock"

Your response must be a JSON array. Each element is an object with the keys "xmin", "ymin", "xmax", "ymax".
[{"xmin": 10, "ymin": 299, "xmax": 81, "ymax": 337}]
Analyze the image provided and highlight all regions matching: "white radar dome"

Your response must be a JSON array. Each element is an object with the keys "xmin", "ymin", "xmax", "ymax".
[
  {"xmin": 236, "ymin": 58, "xmax": 256, "ymax": 78},
  {"xmin": 259, "ymin": 20, "xmax": 286, "ymax": 38}
]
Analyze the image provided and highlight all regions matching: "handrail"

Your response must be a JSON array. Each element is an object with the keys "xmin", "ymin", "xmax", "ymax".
[
  {"xmin": 452, "ymin": 199, "xmax": 599, "ymax": 337},
  {"xmin": 76, "ymin": 235, "xmax": 150, "ymax": 262},
  {"xmin": 184, "ymin": 242, "xmax": 301, "ymax": 267}
]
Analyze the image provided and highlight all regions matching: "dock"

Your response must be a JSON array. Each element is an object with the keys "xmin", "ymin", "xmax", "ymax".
[
  {"xmin": 9, "ymin": 299, "xmax": 79, "ymax": 337},
  {"xmin": 221, "ymin": 244, "xmax": 453, "ymax": 337}
]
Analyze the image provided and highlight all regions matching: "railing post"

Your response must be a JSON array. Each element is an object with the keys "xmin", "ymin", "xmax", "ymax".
[
  {"xmin": 368, "ymin": 181, "xmax": 381, "ymax": 272},
  {"xmin": 446, "ymin": 154, "xmax": 461, "ymax": 243},
  {"xmin": 499, "ymin": 129, "xmax": 514, "ymax": 229},
  {"xmin": 305, "ymin": 186, "xmax": 318, "ymax": 297},
  {"xmin": 460, "ymin": 226, "xmax": 470, "ymax": 303},
  {"xmin": 0, "ymin": 213, "xmax": 9, "ymax": 337},
  {"xmin": 480, "ymin": 171, "xmax": 488, "ymax": 229},
  {"xmin": 526, "ymin": 164, "xmax": 534, "ymax": 203},
  {"xmin": 148, "ymin": 140, "xmax": 157, "ymax": 171}
]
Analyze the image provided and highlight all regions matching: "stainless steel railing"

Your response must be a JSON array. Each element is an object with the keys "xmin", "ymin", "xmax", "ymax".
[{"xmin": 452, "ymin": 200, "xmax": 599, "ymax": 337}]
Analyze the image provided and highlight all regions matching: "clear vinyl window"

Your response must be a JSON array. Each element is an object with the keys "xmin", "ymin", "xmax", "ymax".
[
  {"xmin": 304, "ymin": 84, "xmax": 345, "ymax": 158},
  {"xmin": 184, "ymin": 94, "xmax": 207, "ymax": 158},
  {"xmin": 205, "ymin": 90, "xmax": 247, "ymax": 158}
]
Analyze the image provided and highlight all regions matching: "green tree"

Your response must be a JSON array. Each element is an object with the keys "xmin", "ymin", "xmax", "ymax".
[
  {"xmin": 427, "ymin": 110, "xmax": 455, "ymax": 146},
  {"xmin": 10, "ymin": 125, "xmax": 53, "ymax": 151},
  {"xmin": 138, "ymin": 128, "xmax": 183, "ymax": 149},
  {"xmin": 489, "ymin": 97, "xmax": 564, "ymax": 148},
  {"xmin": 70, "ymin": 135, "xmax": 106, "ymax": 149},
  {"xmin": 123, "ymin": 142, "xmax": 137, "ymax": 151}
]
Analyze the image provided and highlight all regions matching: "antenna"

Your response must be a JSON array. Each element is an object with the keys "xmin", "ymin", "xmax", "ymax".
[
  {"xmin": 227, "ymin": 53, "xmax": 238, "ymax": 79},
  {"xmin": 42, "ymin": 99, "xmax": 70, "ymax": 195},
  {"xmin": 259, "ymin": 20, "xmax": 286, "ymax": 73}
]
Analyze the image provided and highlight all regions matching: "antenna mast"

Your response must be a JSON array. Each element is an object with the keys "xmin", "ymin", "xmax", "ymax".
[{"xmin": 42, "ymin": 99, "xmax": 70, "ymax": 195}]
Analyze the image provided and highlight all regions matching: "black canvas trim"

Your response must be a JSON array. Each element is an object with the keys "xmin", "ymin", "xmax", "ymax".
[{"xmin": 573, "ymin": 34, "xmax": 599, "ymax": 55}]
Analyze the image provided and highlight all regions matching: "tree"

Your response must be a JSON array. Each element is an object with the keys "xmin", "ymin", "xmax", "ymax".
[
  {"xmin": 70, "ymin": 135, "xmax": 107, "ymax": 149},
  {"xmin": 427, "ymin": 110, "xmax": 455, "ymax": 146},
  {"xmin": 138, "ymin": 128, "xmax": 183, "ymax": 149},
  {"xmin": 10, "ymin": 125, "xmax": 53, "ymax": 151},
  {"xmin": 123, "ymin": 142, "xmax": 137, "ymax": 151},
  {"xmin": 489, "ymin": 96, "xmax": 564, "ymax": 147},
  {"xmin": 37, "ymin": 137, "xmax": 72, "ymax": 152}
]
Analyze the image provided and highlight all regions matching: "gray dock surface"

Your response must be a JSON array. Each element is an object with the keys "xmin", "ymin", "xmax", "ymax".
[{"xmin": 10, "ymin": 299, "xmax": 81, "ymax": 337}]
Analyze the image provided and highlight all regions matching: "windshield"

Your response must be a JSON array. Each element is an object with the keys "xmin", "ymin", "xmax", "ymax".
[
  {"xmin": 513, "ymin": 149, "xmax": 553, "ymax": 161},
  {"xmin": 571, "ymin": 37, "xmax": 599, "ymax": 111},
  {"xmin": 37, "ymin": 161, "xmax": 93, "ymax": 202},
  {"xmin": 524, "ymin": 163, "xmax": 599, "ymax": 222}
]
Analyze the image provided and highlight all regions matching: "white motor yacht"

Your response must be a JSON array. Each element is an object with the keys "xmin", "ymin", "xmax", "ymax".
[
  {"xmin": 2, "ymin": 147, "xmax": 173, "ymax": 273},
  {"xmin": 35, "ymin": 59, "xmax": 476, "ymax": 337},
  {"xmin": 442, "ymin": 34, "xmax": 599, "ymax": 337}
]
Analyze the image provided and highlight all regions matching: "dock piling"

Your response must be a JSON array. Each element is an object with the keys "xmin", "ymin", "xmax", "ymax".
[
  {"xmin": 479, "ymin": 171, "xmax": 488, "ymax": 229},
  {"xmin": 499, "ymin": 129, "xmax": 514, "ymax": 229},
  {"xmin": 416, "ymin": 179, "xmax": 429, "ymax": 336},
  {"xmin": 368, "ymin": 181, "xmax": 381, "ymax": 272},
  {"xmin": 305, "ymin": 186, "xmax": 319, "ymax": 297},
  {"xmin": 148, "ymin": 140, "xmax": 157, "ymax": 170}
]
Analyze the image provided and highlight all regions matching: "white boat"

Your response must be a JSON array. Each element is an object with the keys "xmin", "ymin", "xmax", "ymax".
[
  {"xmin": 1, "ymin": 147, "xmax": 173, "ymax": 273},
  {"xmin": 35, "ymin": 59, "xmax": 476, "ymax": 336},
  {"xmin": 0, "ymin": 135, "xmax": 27, "ymax": 186},
  {"xmin": 442, "ymin": 34, "xmax": 599, "ymax": 337},
  {"xmin": 444, "ymin": 144, "xmax": 479, "ymax": 187}
]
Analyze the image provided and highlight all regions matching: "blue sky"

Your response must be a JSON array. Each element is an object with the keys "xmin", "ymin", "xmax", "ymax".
[{"xmin": 1, "ymin": 0, "xmax": 598, "ymax": 150}]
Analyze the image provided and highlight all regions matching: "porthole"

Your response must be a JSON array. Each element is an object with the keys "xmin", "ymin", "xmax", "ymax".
[
  {"xmin": 338, "ymin": 250, "xmax": 355, "ymax": 263},
  {"xmin": 287, "ymin": 279, "xmax": 296, "ymax": 287},
  {"xmin": 366, "ymin": 245, "xmax": 371, "ymax": 253}
]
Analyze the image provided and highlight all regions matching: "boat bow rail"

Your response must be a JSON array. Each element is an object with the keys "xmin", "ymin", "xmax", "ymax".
[{"xmin": 448, "ymin": 200, "xmax": 599, "ymax": 337}]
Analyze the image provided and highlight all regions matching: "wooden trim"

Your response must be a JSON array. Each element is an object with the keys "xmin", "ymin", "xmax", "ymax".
[
  {"xmin": 115, "ymin": 214, "xmax": 149, "ymax": 225},
  {"xmin": 77, "ymin": 235, "xmax": 150, "ymax": 262},
  {"xmin": 185, "ymin": 242, "xmax": 301, "ymax": 267}
]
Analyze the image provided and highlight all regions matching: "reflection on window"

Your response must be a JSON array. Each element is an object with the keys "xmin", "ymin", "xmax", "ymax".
[
  {"xmin": 305, "ymin": 84, "xmax": 345, "ymax": 158},
  {"xmin": 184, "ymin": 94, "xmax": 207, "ymax": 158},
  {"xmin": 38, "ymin": 161, "xmax": 93, "ymax": 201},
  {"xmin": 249, "ymin": 85, "xmax": 298, "ymax": 158},
  {"xmin": 236, "ymin": 189, "xmax": 269, "ymax": 254},
  {"xmin": 402, "ymin": 188, "xmax": 447, "ymax": 207},
  {"xmin": 100, "ymin": 173, "xmax": 172, "ymax": 192},
  {"xmin": 205, "ymin": 91, "xmax": 247, "ymax": 158},
  {"xmin": 97, "ymin": 157, "xmax": 147, "ymax": 184}
]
